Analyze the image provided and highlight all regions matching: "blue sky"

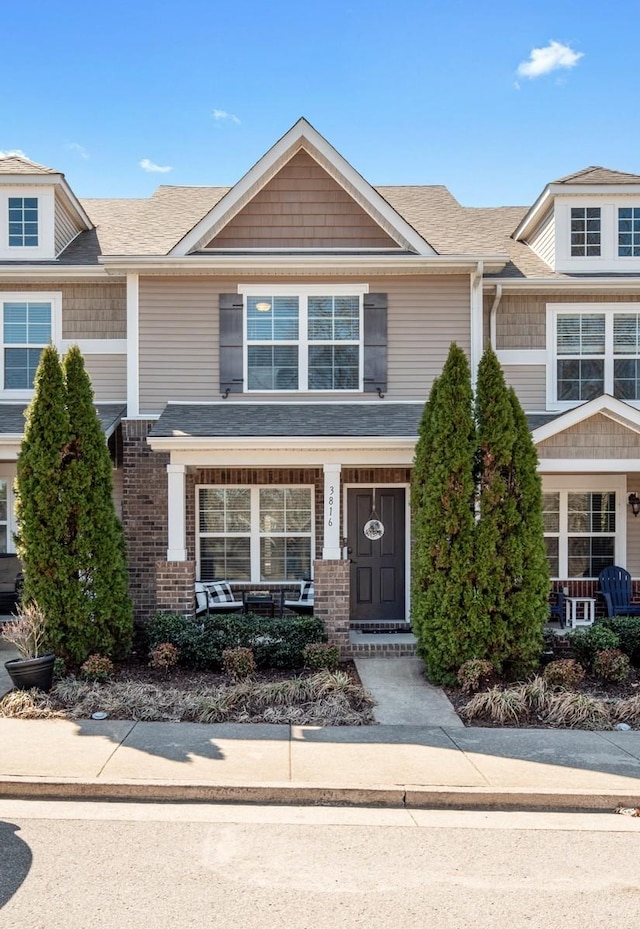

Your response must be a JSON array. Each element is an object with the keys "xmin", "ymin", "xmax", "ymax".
[{"xmin": 1, "ymin": 1, "xmax": 638, "ymax": 206}]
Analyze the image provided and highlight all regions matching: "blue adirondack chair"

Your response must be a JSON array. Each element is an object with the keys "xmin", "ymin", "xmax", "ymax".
[
  {"xmin": 598, "ymin": 566, "xmax": 640, "ymax": 617},
  {"xmin": 548, "ymin": 590, "xmax": 566, "ymax": 626}
]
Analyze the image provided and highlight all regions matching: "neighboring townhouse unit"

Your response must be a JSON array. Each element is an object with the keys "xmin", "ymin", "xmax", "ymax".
[{"xmin": 1, "ymin": 119, "xmax": 640, "ymax": 651}]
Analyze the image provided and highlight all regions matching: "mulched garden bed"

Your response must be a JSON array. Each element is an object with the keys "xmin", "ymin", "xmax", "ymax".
[
  {"xmin": 0, "ymin": 659, "xmax": 376, "ymax": 726},
  {"xmin": 443, "ymin": 667, "xmax": 640, "ymax": 729}
]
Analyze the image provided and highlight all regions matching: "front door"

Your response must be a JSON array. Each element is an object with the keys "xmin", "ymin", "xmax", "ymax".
[{"xmin": 347, "ymin": 487, "xmax": 405, "ymax": 621}]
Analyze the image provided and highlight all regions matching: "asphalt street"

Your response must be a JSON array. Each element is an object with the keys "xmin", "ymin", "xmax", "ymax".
[{"xmin": 1, "ymin": 800, "xmax": 639, "ymax": 929}]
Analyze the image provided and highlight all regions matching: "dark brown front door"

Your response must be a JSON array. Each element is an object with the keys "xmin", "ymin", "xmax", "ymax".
[{"xmin": 347, "ymin": 487, "xmax": 405, "ymax": 621}]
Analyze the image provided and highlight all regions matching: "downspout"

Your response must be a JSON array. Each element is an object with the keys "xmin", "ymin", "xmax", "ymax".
[
  {"xmin": 489, "ymin": 284, "xmax": 503, "ymax": 350},
  {"xmin": 470, "ymin": 261, "xmax": 484, "ymax": 385}
]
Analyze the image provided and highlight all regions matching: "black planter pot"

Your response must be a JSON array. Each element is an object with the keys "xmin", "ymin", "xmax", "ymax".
[{"xmin": 4, "ymin": 654, "xmax": 56, "ymax": 692}]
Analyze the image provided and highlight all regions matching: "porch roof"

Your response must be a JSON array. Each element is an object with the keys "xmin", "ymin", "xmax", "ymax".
[
  {"xmin": 150, "ymin": 402, "xmax": 560, "ymax": 439},
  {"xmin": 0, "ymin": 403, "xmax": 126, "ymax": 438}
]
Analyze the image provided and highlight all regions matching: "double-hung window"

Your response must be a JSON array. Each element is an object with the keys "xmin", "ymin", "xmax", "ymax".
[
  {"xmin": 243, "ymin": 285, "xmax": 364, "ymax": 392},
  {"xmin": 1, "ymin": 295, "xmax": 56, "ymax": 391},
  {"xmin": 198, "ymin": 486, "xmax": 314, "ymax": 582},
  {"xmin": 543, "ymin": 482, "xmax": 621, "ymax": 579},
  {"xmin": 551, "ymin": 305, "xmax": 640, "ymax": 405},
  {"xmin": 8, "ymin": 197, "xmax": 38, "ymax": 247}
]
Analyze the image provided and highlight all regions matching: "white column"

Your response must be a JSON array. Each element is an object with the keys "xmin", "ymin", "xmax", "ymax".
[
  {"xmin": 322, "ymin": 463, "xmax": 342, "ymax": 559},
  {"xmin": 166, "ymin": 464, "xmax": 187, "ymax": 561},
  {"xmin": 126, "ymin": 272, "xmax": 139, "ymax": 417}
]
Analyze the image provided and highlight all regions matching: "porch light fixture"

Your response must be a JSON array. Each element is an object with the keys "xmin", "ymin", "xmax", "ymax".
[
  {"xmin": 629, "ymin": 493, "xmax": 640, "ymax": 517},
  {"xmin": 255, "ymin": 301, "xmax": 271, "ymax": 312}
]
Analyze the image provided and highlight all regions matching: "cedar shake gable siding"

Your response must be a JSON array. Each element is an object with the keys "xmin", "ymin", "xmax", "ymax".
[{"xmin": 204, "ymin": 151, "xmax": 400, "ymax": 250}]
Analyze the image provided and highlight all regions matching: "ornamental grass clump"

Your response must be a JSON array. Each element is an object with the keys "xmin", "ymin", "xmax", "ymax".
[
  {"xmin": 544, "ymin": 692, "xmax": 611, "ymax": 730},
  {"xmin": 457, "ymin": 658, "xmax": 496, "ymax": 694},
  {"xmin": 592, "ymin": 648, "xmax": 631, "ymax": 683},
  {"xmin": 543, "ymin": 658, "xmax": 585, "ymax": 689},
  {"xmin": 459, "ymin": 685, "xmax": 528, "ymax": 725},
  {"xmin": 80, "ymin": 654, "xmax": 114, "ymax": 682}
]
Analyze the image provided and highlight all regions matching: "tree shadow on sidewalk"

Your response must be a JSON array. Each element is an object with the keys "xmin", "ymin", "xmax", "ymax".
[{"xmin": 0, "ymin": 821, "xmax": 32, "ymax": 907}]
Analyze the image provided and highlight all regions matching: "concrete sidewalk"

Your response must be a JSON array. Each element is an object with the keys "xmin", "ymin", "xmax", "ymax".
[{"xmin": 1, "ymin": 716, "xmax": 640, "ymax": 812}]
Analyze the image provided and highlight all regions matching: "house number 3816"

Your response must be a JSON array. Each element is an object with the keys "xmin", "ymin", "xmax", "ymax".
[{"xmin": 328, "ymin": 485, "xmax": 335, "ymax": 526}]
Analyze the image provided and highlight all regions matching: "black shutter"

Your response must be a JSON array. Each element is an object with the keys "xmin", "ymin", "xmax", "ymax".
[
  {"xmin": 363, "ymin": 293, "xmax": 387, "ymax": 394},
  {"xmin": 219, "ymin": 293, "xmax": 244, "ymax": 395}
]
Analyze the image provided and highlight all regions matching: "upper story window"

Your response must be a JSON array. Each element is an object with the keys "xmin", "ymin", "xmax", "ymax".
[
  {"xmin": 8, "ymin": 197, "xmax": 38, "ymax": 247},
  {"xmin": 618, "ymin": 207, "xmax": 640, "ymax": 257},
  {"xmin": 550, "ymin": 304, "xmax": 640, "ymax": 407},
  {"xmin": 244, "ymin": 287, "xmax": 363, "ymax": 392},
  {"xmin": 570, "ymin": 206, "xmax": 600, "ymax": 256},
  {"xmin": 0, "ymin": 293, "xmax": 60, "ymax": 394}
]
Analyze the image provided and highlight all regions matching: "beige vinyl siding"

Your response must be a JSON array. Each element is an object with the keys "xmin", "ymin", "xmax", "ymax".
[
  {"xmin": 83, "ymin": 355, "xmax": 126, "ymax": 401},
  {"xmin": 496, "ymin": 293, "xmax": 640, "ymax": 350},
  {"xmin": 537, "ymin": 414, "xmax": 640, "ymax": 459},
  {"xmin": 205, "ymin": 151, "xmax": 399, "ymax": 250},
  {"xmin": 138, "ymin": 274, "xmax": 470, "ymax": 414},
  {"xmin": 502, "ymin": 365, "xmax": 546, "ymax": 409},
  {"xmin": 525, "ymin": 208, "xmax": 555, "ymax": 268},
  {"xmin": 627, "ymin": 473, "xmax": 640, "ymax": 576},
  {"xmin": 54, "ymin": 197, "xmax": 83, "ymax": 256}
]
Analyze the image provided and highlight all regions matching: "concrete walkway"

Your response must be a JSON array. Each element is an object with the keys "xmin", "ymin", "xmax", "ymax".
[{"xmin": 354, "ymin": 658, "xmax": 463, "ymax": 727}]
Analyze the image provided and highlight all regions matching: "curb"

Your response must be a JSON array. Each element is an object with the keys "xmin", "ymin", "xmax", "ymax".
[{"xmin": 1, "ymin": 778, "xmax": 639, "ymax": 812}]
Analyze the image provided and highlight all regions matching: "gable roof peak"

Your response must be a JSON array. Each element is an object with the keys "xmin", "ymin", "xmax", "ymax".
[
  {"xmin": 553, "ymin": 165, "xmax": 640, "ymax": 185},
  {"xmin": 0, "ymin": 152, "xmax": 60, "ymax": 176}
]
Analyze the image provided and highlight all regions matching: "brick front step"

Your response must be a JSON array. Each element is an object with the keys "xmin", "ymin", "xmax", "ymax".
[
  {"xmin": 349, "ymin": 620, "xmax": 413, "ymax": 633},
  {"xmin": 349, "ymin": 630, "xmax": 417, "ymax": 657}
]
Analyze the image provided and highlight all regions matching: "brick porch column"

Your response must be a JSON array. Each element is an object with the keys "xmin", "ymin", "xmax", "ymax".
[
  {"xmin": 156, "ymin": 560, "xmax": 196, "ymax": 617},
  {"xmin": 314, "ymin": 559, "xmax": 350, "ymax": 656}
]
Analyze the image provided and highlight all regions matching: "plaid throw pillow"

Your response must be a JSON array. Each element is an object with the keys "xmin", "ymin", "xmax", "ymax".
[
  {"xmin": 300, "ymin": 581, "xmax": 314, "ymax": 603},
  {"xmin": 208, "ymin": 581, "xmax": 236, "ymax": 604}
]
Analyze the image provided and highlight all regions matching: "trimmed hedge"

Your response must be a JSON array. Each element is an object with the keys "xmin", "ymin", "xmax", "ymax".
[{"xmin": 145, "ymin": 612, "xmax": 326, "ymax": 670}]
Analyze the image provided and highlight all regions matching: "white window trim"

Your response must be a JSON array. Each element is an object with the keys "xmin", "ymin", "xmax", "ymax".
[
  {"xmin": 196, "ymin": 484, "xmax": 316, "ymax": 583},
  {"xmin": 238, "ymin": 283, "xmax": 368, "ymax": 394},
  {"xmin": 546, "ymin": 303, "xmax": 640, "ymax": 411},
  {"xmin": 0, "ymin": 187, "xmax": 56, "ymax": 261},
  {"xmin": 0, "ymin": 292, "xmax": 62, "ymax": 399},
  {"xmin": 0, "ymin": 465, "xmax": 17, "ymax": 553},
  {"xmin": 542, "ymin": 474, "xmax": 626, "ymax": 579},
  {"xmin": 555, "ymin": 197, "xmax": 640, "ymax": 273}
]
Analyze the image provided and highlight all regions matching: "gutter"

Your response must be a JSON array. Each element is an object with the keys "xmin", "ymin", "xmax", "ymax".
[{"xmin": 489, "ymin": 284, "xmax": 503, "ymax": 349}]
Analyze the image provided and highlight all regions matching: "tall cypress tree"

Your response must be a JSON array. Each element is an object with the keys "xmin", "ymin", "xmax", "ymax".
[
  {"xmin": 474, "ymin": 347, "xmax": 548, "ymax": 675},
  {"xmin": 502, "ymin": 387, "xmax": 549, "ymax": 673},
  {"xmin": 14, "ymin": 345, "xmax": 73, "ymax": 644},
  {"xmin": 15, "ymin": 346, "xmax": 133, "ymax": 664},
  {"xmin": 474, "ymin": 346, "xmax": 518, "ymax": 669},
  {"xmin": 62, "ymin": 346, "xmax": 133, "ymax": 661},
  {"xmin": 411, "ymin": 343, "xmax": 477, "ymax": 683}
]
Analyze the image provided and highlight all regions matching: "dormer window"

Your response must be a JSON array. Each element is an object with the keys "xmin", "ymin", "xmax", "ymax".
[
  {"xmin": 570, "ymin": 207, "xmax": 600, "ymax": 256},
  {"xmin": 618, "ymin": 208, "xmax": 640, "ymax": 257},
  {"xmin": 8, "ymin": 197, "xmax": 38, "ymax": 247}
]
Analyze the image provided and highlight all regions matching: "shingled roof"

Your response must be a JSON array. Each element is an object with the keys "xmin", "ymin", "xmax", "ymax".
[
  {"xmin": 553, "ymin": 166, "xmax": 640, "ymax": 185},
  {"xmin": 0, "ymin": 153, "xmax": 60, "ymax": 176}
]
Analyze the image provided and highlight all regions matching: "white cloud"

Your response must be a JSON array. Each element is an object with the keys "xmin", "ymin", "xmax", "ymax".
[
  {"xmin": 139, "ymin": 158, "xmax": 173, "ymax": 174},
  {"xmin": 68, "ymin": 142, "xmax": 89, "ymax": 160},
  {"xmin": 212, "ymin": 109, "xmax": 241, "ymax": 125},
  {"xmin": 0, "ymin": 148, "xmax": 28, "ymax": 158},
  {"xmin": 517, "ymin": 40, "xmax": 583, "ymax": 79}
]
